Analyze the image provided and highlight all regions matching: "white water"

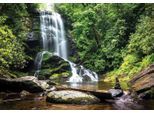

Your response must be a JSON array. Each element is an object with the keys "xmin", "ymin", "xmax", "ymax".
[
  {"xmin": 67, "ymin": 62, "xmax": 98, "ymax": 83},
  {"xmin": 34, "ymin": 51, "xmax": 52, "ymax": 77},
  {"xmin": 34, "ymin": 3, "xmax": 98, "ymax": 83},
  {"xmin": 68, "ymin": 62, "xmax": 83, "ymax": 83}
]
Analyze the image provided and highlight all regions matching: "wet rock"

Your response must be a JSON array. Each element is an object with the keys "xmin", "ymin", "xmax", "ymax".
[
  {"xmin": 108, "ymin": 89, "xmax": 123, "ymax": 97},
  {"xmin": 46, "ymin": 86, "xmax": 56, "ymax": 92},
  {"xmin": 47, "ymin": 80, "xmax": 57, "ymax": 86},
  {"xmin": 3, "ymin": 93, "xmax": 21, "ymax": 100},
  {"xmin": 38, "ymin": 80, "xmax": 50, "ymax": 90},
  {"xmin": 108, "ymin": 77, "xmax": 123, "ymax": 97},
  {"xmin": 38, "ymin": 54, "xmax": 71, "ymax": 80},
  {"xmin": 138, "ymin": 88, "xmax": 154, "ymax": 99},
  {"xmin": 0, "ymin": 76, "xmax": 49, "ymax": 93},
  {"xmin": 113, "ymin": 93, "xmax": 143, "ymax": 110},
  {"xmin": 20, "ymin": 90, "xmax": 31, "ymax": 98},
  {"xmin": 46, "ymin": 90, "xmax": 100, "ymax": 104},
  {"xmin": 129, "ymin": 64, "xmax": 154, "ymax": 99},
  {"xmin": 0, "ymin": 92, "xmax": 21, "ymax": 103}
]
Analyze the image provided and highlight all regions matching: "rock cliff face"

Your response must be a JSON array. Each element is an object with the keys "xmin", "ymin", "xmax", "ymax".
[{"xmin": 129, "ymin": 64, "xmax": 154, "ymax": 99}]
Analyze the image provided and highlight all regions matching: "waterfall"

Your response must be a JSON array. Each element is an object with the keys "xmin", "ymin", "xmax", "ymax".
[
  {"xmin": 34, "ymin": 3, "xmax": 98, "ymax": 83},
  {"xmin": 39, "ymin": 11, "xmax": 68, "ymax": 59}
]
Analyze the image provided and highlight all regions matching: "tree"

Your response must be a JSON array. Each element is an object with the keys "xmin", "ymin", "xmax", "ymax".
[{"xmin": 0, "ymin": 16, "xmax": 26, "ymax": 69}]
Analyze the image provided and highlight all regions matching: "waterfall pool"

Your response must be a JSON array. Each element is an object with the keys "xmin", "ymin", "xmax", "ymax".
[{"xmin": 0, "ymin": 81, "xmax": 153, "ymax": 110}]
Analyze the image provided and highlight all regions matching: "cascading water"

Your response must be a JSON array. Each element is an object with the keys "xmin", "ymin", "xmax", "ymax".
[
  {"xmin": 34, "ymin": 51, "xmax": 52, "ymax": 77},
  {"xmin": 34, "ymin": 3, "xmax": 98, "ymax": 83}
]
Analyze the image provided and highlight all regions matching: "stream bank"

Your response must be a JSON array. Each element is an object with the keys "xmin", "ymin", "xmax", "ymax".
[
  {"xmin": 0, "ymin": 64, "xmax": 154, "ymax": 109},
  {"xmin": 0, "ymin": 75, "xmax": 154, "ymax": 110}
]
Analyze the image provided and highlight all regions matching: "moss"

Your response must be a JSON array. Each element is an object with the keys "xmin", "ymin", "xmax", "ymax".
[
  {"xmin": 40, "ymin": 61, "xmax": 70, "ymax": 76},
  {"xmin": 61, "ymin": 72, "xmax": 70, "ymax": 77},
  {"xmin": 42, "ymin": 52, "xmax": 53, "ymax": 61},
  {"xmin": 49, "ymin": 71, "xmax": 71, "ymax": 80},
  {"xmin": 39, "ymin": 69, "xmax": 52, "ymax": 78},
  {"xmin": 10, "ymin": 71, "xmax": 29, "ymax": 78},
  {"xmin": 0, "ymin": 67, "xmax": 17, "ymax": 78},
  {"xmin": 50, "ymin": 73, "xmax": 60, "ymax": 79}
]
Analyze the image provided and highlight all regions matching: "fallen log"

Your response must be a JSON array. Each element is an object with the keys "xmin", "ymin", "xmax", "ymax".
[{"xmin": 55, "ymin": 86, "xmax": 113, "ymax": 100}]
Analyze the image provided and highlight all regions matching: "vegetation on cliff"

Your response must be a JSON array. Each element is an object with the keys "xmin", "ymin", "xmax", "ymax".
[{"xmin": 57, "ymin": 3, "xmax": 154, "ymax": 81}]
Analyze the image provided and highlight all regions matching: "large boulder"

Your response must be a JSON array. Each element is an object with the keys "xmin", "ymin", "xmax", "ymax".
[
  {"xmin": 129, "ymin": 64, "xmax": 154, "ymax": 99},
  {"xmin": 46, "ymin": 90, "xmax": 100, "ymax": 104},
  {"xmin": 0, "ymin": 76, "xmax": 49, "ymax": 93},
  {"xmin": 38, "ymin": 54, "xmax": 71, "ymax": 80}
]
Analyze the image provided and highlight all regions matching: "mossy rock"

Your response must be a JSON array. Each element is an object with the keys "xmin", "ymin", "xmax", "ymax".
[
  {"xmin": 42, "ymin": 55, "xmax": 70, "ymax": 69},
  {"xmin": 38, "ymin": 55, "xmax": 71, "ymax": 80},
  {"xmin": 39, "ymin": 69, "xmax": 52, "ymax": 76},
  {"xmin": 49, "ymin": 72, "xmax": 71, "ymax": 80},
  {"xmin": 49, "ymin": 74, "xmax": 60, "ymax": 80},
  {"xmin": 42, "ymin": 52, "xmax": 53, "ymax": 62}
]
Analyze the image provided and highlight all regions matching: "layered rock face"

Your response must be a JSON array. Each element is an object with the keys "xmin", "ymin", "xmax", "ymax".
[
  {"xmin": 129, "ymin": 64, "xmax": 154, "ymax": 99},
  {"xmin": 0, "ymin": 76, "xmax": 49, "ymax": 93}
]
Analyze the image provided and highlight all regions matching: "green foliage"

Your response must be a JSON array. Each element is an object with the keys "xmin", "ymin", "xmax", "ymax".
[
  {"xmin": 57, "ymin": 3, "xmax": 153, "ymax": 83},
  {"xmin": 118, "ymin": 54, "xmax": 139, "ymax": 75},
  {"xmin": 128, "ymin": 16, "xmax": 154, "ymax": 55},
  {"xmin": 0, "ymin": 67, "xmax": 17, "ymax": 78},
  {"xmin": 57, "ymin": 3, "xmax": 144, "ymax": 73},
  {"xmin": 0, "ymin": 4, "xmax": 40, "ymax": 71},
  {"xmin": 140, "ymin": 53, "xmax": 154, "ymax": 69},
  {"xmin": 104, "ymin": 9, "xmax": 153, "ymax": 82},
  {"xmin": 0, "ymin": 24, "xmax": 26, "ymax": 68},
  {"xmin": 0, "ymin": 4, "xmax": 31, "ymax": 41}
]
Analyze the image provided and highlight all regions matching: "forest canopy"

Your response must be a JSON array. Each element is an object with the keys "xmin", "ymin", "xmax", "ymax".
[{"xmin": 56, "ymin": 3, "xmax": 154, "ymax": 81}]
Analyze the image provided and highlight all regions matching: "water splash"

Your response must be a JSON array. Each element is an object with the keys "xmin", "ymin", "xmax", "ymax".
[
  {"xmin": 68, "ymin": 62, "xmax": 83, "ymax": 83},
  {"xmin": 68, "ymin": 63, "xmax": 98, "ymax": 83}
]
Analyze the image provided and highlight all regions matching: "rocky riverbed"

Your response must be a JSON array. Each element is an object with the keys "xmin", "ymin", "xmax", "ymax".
[{"xmin": 0, "ymin": 64, "xmax": 154, "ymax": 109}]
